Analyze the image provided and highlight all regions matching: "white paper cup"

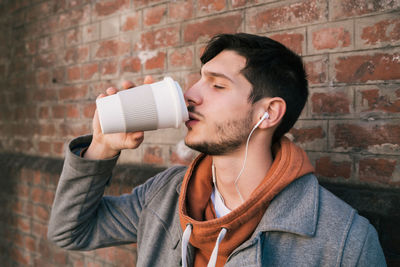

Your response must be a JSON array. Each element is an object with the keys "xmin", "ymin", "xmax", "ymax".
[{"xmin": 96, "ymin": 77, "xmax": 189, "ymax": 134}]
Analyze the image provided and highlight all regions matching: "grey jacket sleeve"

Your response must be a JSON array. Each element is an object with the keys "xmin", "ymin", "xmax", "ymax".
[
  {"xmin": 47, "ymin": 136, "xmax": 151, "ymax": 250},
  {"xmin": 341, "ymin": 213, "xmax": 387, "ymax": 267}
]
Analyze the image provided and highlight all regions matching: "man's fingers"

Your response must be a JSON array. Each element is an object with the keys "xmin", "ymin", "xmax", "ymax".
[
  {"xmin": 106, "ymin": 87, "xmax": 118, "ymax": 95},
  {"xmin": 97, "ymin": 93, "xmax": 106, "ymax": 99},
  {"xmin": 143, "ymin": 75, "xmax": 154, "ymax": 84},
  {"xmin": 122, "ymin": 80, "xmax": 135, "ymax": 89}
]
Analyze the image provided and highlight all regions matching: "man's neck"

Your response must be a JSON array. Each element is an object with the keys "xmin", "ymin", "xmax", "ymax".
[{"xmin": 212, "ymin": 135, "xmax": 273, "ymax": 210}]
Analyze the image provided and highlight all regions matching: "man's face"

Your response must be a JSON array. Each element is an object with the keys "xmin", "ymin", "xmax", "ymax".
[{"xmin": 184, "ymin": 50, "xmax": 254, "ymax": 155}]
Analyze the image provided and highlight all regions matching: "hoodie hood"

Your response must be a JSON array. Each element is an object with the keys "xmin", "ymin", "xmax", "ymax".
[{"xmin": 178, "ymin": 136, "xmax": 314, "ymax": 267}]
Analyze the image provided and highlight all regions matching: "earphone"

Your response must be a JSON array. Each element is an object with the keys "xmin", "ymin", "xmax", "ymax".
[
  {"xmin": 233, "ymin": 111, "xmax": 270, "ymax": 202},
  {"xmin": 253, "ymin": 112, "xmax": 270, "ymax": 129},
  {"xmin": 212, "ymin": 111, "xmax": 270, "ymax": 203}
]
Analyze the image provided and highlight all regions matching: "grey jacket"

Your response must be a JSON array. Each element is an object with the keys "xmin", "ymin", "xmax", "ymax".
[{"xmin": 48, "ymin": 136, "xmax": 386, "ymax": 266}]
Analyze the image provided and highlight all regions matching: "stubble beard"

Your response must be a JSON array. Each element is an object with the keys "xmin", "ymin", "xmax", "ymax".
[{"xmin": 185, "ymin": 110, "xmax": 254, "ymax": 156}]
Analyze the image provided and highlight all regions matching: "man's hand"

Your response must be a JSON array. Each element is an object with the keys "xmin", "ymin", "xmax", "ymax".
[{"xmin": 84, "ymin": 76, "xmax": 155, "ymax": 160}]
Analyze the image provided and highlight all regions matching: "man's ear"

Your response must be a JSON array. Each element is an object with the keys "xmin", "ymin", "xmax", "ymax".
[{"xmin": 257, "ymin": 97, "xmax": 286, "ymax": 129}]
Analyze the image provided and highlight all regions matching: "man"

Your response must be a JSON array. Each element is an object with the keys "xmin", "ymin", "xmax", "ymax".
[{"xmin": 48, "ymin": 33, "xmax": 386, "ymax": 266}]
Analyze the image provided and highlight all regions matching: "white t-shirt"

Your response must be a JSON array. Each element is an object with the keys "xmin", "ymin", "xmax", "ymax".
[{"xmin": 211, "ymin": 185, "xmax": 232, "ymax": 218}]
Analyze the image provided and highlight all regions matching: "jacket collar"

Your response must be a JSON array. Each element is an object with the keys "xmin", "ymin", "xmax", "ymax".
[
  {"xmin": 171, "ymin": 173, "xmax": 319, "ymax": 253},
  {"xmin": 255, "ymin": 173, "xmax": 319, "ymax": 236}
]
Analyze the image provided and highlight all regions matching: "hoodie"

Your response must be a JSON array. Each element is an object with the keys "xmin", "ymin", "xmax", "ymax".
[{"xmin": 178, "ymin": 136, "xmax": 315, "ymax": 267}]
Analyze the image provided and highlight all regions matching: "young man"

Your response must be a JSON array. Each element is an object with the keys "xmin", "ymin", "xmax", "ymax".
[{"xmin": 48, "ymin": 33, "xmax": 386, "ymax": 266}]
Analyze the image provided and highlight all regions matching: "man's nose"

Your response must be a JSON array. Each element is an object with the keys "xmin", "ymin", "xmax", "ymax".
[{"xmin": 184, "ymin": 80, "xmax": 202, "ymax": 106}]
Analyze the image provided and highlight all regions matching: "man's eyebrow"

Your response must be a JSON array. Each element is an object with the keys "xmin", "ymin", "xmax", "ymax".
[{"xmin": 201, "ymin": 69, "xmax": 234, "ymax": 83}]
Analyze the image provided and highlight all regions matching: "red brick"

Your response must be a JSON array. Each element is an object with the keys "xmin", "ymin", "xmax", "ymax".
[
  {"xmin": 40, "ymin": 123, "xmax": 56, "ymax": 136},
  {"xmin": 65, "ymin": 27, "xmax": 81, "ymax": 47},
  {"xmin": 25, "ymin": 40, "xmax": 37, "ymax": 55},
  {"xmin": 184, "ymin": 14, "xmax": 242, "ymax": 43},
  {"xmin": 16, "ymin": 216, "xmax": 30, "ymax": 233},
  {"xmin": 67, "ymin": 66, "xmax": 81, "ymax": 81},
  {"xmin": 315, "ymin": 156, "xmax": 352, "ymax": 179},
  {"xmin": 59, "ymin": 85, "xmax": 89, "ymax": 100},
  {"xmin": 53, "ymin": 249, "xmax": 68, "ymax": 265},
  {"xmin": 38, "ymin": 141, "xmax": 52, "ymax": 154},
  {"xmin": 359, "ymin": 88, "xmax": 400, "ymax": 113},
  {"xmin": 67, "ymin": 104, "xmax": 80, "ymax": 118},
  {"xmin": 145, "ymin": 51, "xmax": 165, "ymax": 70},
  {"xmin": 36, "ymin": 70, "xmax": 51, "ymax": 87},
  {"xmin": 198, "ymin": 0, "xmax": 226, "ymax": 14},
  {"xmin": 334, "ymin": 52, "xmax": 400, "ymax": 83},
  {"xmin": 83, "ymin": 23, "xmax": 99, "ymax": 43},
  {"xmin": 168, "ymin": 0, "xmax": 193, "ymax": 21},
  {"xmin": 58, "ymin": 5, "xmax": 90, "ymax": 29},
  {"xmin": 11, "ymin": 247, "xmax": 30, "ymax": 265},
  {"xmin": 144, "ymin": 4, "xmax": 166, "ymax": 26},
  {"xmin": 270, "ymin": 32, "xmax": 304, "ymax": 55},
  {"xmin": 289, "ymin": 126, "xmax": 325, "ymax": 143},
  {"xmin": 231, "ymin": 0, "xmax": 258, "ymax": 8},
  {"xmin": 94, "ymin": 0, "xmax": 129, "ymax": 17},
  {"xmin": 52, "ymin": 105, "xmax": 65, "ymax": 119},
  {"xmin": 304, "ymin": 56, "xmax": 328, "ymax": 85},
  {"xmin": 311, "ymin": 91, "xmax": 351, "ymax": 114},
  {"xmin": 121, "ymin": 13, "xmax": 140, "ymax": 31},
  {"xmin": 95, "ymin": 39, "xmax": 130, "ymax": 58},
  {"xmin": 113, "ymin": 247, "xmax": 136, "ymax": 267},
  {"xmin": 331, "ymin": 0, "xmax": 400, "ymax": 19},
  {"xmin": 359, "ymin": 158, "xmax": 398, "ymax": 185},
  {"xmin": 34, "ymin": 53, "xmax": 57, "ymax": 68},
  {"xmin": 78, "ymin": 45, "xmax": 90, "ymax": 62},
  {"xmin": 34, "ymin": 89, "xmax": 57, "ymax": 102},
  {"xmin": 52, "ymin": 67, "xmax": 65, "ymax": 84},
  {"xmin": 169, "ymin": 47, "xmax": 194, "ymax": 68},
  {"xmin": 25, "ymin": 235, "xmax": 36, "ymax": 252},
  {"xmin": 34, "ymin": 205, "xmax": 49, "ymax": 222},
  {"xmin": 138, "ymin": 26, "xmax": 180, "ymax": 50},
  {"xmin": 53, "ymin": 141, "xmax": 65, "ymax": 155},
  {"xmin": 101, "ymin": 60, "xmax": 118, "ymax": 76},
  {"xmin": 32, "ymin": 222, "xmax": 48, "ymax": 238},
  {"xmin": 184, "ymin": 72, "xmax": 201, "ymax": 91},
  {"xmin": 82, "ymin": 63, "xmax": 99, "ymax": 80},
  {"xmin": 13, "ymin": 199, "xmax": 25, "ymax": 215},
  {"xmin": 360, "ymin": 17, "xmax": 400, "ymax": 46},
  {"xmin": 13, "ymin": 231, "xmax": 25, "ymax": 247},
  {"xmin": 121, "ymin": 57, "xmax": 141, "ymax": 73},
  {"xmin": 247, "ymin": 0, "xmax": 327, "ymax": 33},
  {"xmin": 332, "ymin": 122, "xmax": 400, "ymax": 150},
  {"xmin": 83, "ymin": 103, "xmax": 96, "ymax": 118},
  {"xmin": 59, "ymin": 122, "xmax": 90, "ymax": 137},
  {"xmin": 312, "ymin": 26, "xmax": 351, "ymax": 50},
  {"xmin": 17, "ymin": 183, "xmax": 31, "ymax": 199},
  {"xmin": 144, "ymin": 146, "xmax": 164, "ymax": 164}
]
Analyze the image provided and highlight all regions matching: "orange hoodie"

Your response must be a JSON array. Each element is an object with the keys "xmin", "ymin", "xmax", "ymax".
[{"xmin": 178, "ymin": 137, "xmax": 314, "ymax": 267}]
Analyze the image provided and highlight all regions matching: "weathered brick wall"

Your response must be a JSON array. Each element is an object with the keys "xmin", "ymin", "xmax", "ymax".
[{"xmin": 0, "ymin": 0, "xmax": 399, "ymax": 266}]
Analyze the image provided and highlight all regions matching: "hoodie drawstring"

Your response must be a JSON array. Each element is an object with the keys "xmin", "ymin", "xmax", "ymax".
[
  {"xmin": 207, "ymin": 228, "xmax": 227, "ymax": 267},
  {"xmin": 181, "ymin": 224, "xmax": 227, "ymax": 267},
  {"xmin": 182, "ymin": 224, "xmax": 192, "ymax": 267}
]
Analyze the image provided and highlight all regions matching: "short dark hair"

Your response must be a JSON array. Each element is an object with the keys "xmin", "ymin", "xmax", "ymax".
[{"xmin": 200, "ymin": 33, "xmax": 308, "ymax": 143}]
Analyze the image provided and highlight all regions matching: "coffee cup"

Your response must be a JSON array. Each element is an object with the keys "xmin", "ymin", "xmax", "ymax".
[{"xmin": 96, "ymin": 77, "xmax": 189, "ymax": 134}]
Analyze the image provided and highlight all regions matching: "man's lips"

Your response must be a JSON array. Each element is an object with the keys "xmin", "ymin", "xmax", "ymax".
[{"xmin": 185, "ymin": 112, "xmax": 201, "ymax": 128}]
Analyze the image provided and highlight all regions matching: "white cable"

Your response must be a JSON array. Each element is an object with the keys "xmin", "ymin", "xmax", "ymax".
[
  {"xmin": 181, "ymin": 224, "xmax": 192, "ymax": 267},
  {"xmin": 233, "ymin": 123, "xmax": 258, "ymax": 203},
  {"xmin": 234, "ymin": 113, "xmax": 267, "ymax": 203}
]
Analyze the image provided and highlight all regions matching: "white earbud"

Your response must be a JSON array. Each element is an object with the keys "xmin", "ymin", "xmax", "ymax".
[{"xmin": 253, "ymin": 112, "xmax": 269, "ymax": 129}]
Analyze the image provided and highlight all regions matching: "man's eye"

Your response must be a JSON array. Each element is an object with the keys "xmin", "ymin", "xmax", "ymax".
[{"xmin": 214, "ymin": 84, "xmax": 225, "ymax": 89}]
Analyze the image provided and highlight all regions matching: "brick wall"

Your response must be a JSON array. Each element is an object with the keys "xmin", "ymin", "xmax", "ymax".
[{"xmin": 0, "ymin": 0, "xmax": 399, "ymax": 266}]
